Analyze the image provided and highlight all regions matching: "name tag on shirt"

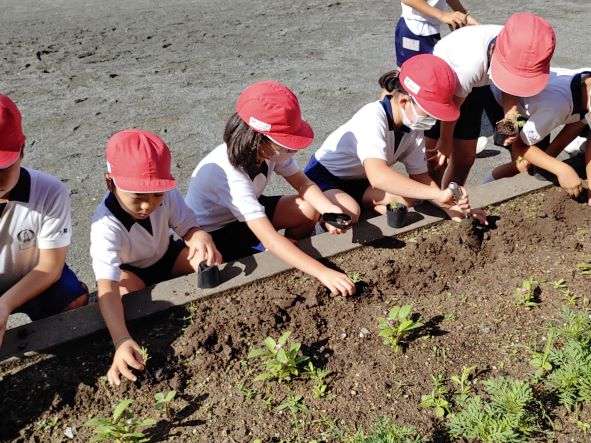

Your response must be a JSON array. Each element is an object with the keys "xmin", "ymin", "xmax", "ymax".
[{"xmin": 402, "ymin": 37, "xmax": 420, "ymax": 51}]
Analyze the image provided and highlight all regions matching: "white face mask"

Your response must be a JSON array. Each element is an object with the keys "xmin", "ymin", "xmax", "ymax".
[{"xmin": 402, "ymin": 100, "xmax": 437, "ymax": 131}]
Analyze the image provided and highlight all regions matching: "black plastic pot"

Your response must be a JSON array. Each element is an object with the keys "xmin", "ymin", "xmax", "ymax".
[
  {"xmin": 197, "ymin": 261, "xmax": 221, "ymax": 289},
  {"xmin": 493, "ymin": 131, "xmax": 511, "ymax": 147},
  {"xmin": 387, "ymin": 203, "xmax": 407, "ymax": 228},
  {"xmin": 320, "ymin": 212, "xmax": 353, "ymax": 230}
]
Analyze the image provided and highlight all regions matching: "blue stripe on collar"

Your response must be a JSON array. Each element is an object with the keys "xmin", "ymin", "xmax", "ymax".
[
  {"xmin": 105, "ymin": 192, "xmax": 153, "ymax": 234},
  {"xmin": 9, "ymin": 168, "xmax": 31, "ymax": 203},
  {"xmin": 380, "ymin": 96, "xmax": 410, "ymax": 153}
]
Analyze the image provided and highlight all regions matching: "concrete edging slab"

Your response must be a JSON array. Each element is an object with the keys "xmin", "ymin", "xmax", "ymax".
[{"xmin": 0, "ymin": 174, "xmax": 551, "ymax": 362}]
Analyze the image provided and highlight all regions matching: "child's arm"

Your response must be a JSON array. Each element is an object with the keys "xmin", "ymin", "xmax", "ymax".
[
  {"xmin": 586, "ymin": 138, "xmax": 591, "ymax": 207},
  {"xmin": 0, "ymin": 246, "xmax": 67, "ymax": 348},
  {"xmin": 403, "ymin": 0, "xmax": 468, "ymax": 29},
  {"xmin": 446, "ymin": 0, "xmax": 479, "ymax": 25},
  {"xmin": 284, "ymin": 171, "xmax": 349, "ymax": 234},
  {"xmin": 512, "ymin": 137, "xmax": 583, "ymax": 197},
  {"xmin": 427, "ymin": 95, "xmax": 465, "ymax": 169},
  {"xmin": 545, "ymin": 121, "xmax": 587, "ymax": 158},
  {"xmin": 182, "ymin": 227, "xmax": 223, "ymax": 266},
  {"xmin": 97, "ymin": 278, "xmax": 145, "ymax": 386},
  {"xmin": 246, "ymin": 217, "xmax": 356, "ymax": 297}
]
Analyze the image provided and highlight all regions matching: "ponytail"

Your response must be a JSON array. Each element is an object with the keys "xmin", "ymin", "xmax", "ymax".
[{"xmin": 378, "ymin": 69, "xmax": 406, "ymax": 94}]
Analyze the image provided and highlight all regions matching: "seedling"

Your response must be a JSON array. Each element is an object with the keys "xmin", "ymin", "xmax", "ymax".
[
  {"xmin": 576, "ymin": 261, "xmax": 591, "ymax": 276},
  {"xmin": 550, "ymin": 279, "xmax": 567, "ymax": 289},
  {"xmin": 493, "ymin": 114, "xmax": 525, "ymax": 147},
  {"xmin": 305, "ymin": 362, "xmax": 330, "ymax": 398},
  {"xmin": 451, "ymin": 365, "xmax": 476, "ymax": 405},
  {"xmin": 514, "ymin": 278, "xmax": 540, "ymax": 309},
  {"xmin": 248, "ymin": 331, "xmax": 309, "ymax": 383},
  {"xmin": 138, "ymin": 346, "xmax": 150, "ymax": 364},
  {"xmin": 420, "ymin": 375, "xmax": 451, "ymax": 417},
  {"xmin": 154, "ymin": 390, "xmax": 176, "ymax": 418},
  {"xmin": 377, "ymin": 304, "xmax": 424, "ymax": 352},
  {"xmin": 84, "ymin": 399, "xmax": 156, "ymax": 443},
  {"xmin": 36, "ymin": 416, "xmax": 59, "ymax": 432},
  {"xmin": 528, "ymin": 330, "xmax": 554, "ymax": 380},
  {"xmin": 347, "ymin": 271, "xmax": 362, "ymax": 283},
  {"xmin": 276, "ymin": 393, "xmax": 309, "ymax": 440}
]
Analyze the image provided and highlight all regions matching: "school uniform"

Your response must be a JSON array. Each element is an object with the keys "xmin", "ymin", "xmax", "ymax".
[
  {"xmin": 395, "ymin": 0, "xmax": 446, "ymax": 66},
  {"xmin": 304, "ymin": 96, "xmax": 428, "ymax": 203},
  {"xmin": 185, "ymin": 144, "xmax": 300, "ymax": 262},
  {"xmin": 490, "ymin": 68, "xmax": 591, "ymax": 147},
  {"xmin": 90, "ymin": 189, "xmax": 198, "ymax": 286},
  {"xmin": 0, "ymin": 167, "xmax": 85, "ymax": 320},
  {"xmin": 425, "ymin": 24, "xmax": 503, "ymax": 140}
]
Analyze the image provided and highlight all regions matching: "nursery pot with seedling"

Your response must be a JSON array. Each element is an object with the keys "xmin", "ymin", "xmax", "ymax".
[
  {"xmin": 493, "ymin": 116, "xmax": 525, "ymax": 147},
  {"xmin": 387, "ymin": 202, "xmax": 407, "ymax": 228}
]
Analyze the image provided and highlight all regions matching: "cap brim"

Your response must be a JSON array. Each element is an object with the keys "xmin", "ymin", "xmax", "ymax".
[
  {"xmin": 490, "ymin": 57, "xmax": 549, "ymax": 97},
  {"xmin": 267, "ymin": 120, "xmax": 314, "ymax": 150},
  {"xmin": 414, "ymin": 97, "xmax": 460, "ymax": 122},
  {"xmin": 113, "ymin": 176, "xmax": 177, "ymax": 193},
  {"xmin": 0, "ymin": 149, "xmax": 21, "ymax": 169}
]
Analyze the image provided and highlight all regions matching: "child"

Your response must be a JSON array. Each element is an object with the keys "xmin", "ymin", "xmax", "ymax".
[
  {"xmin": 0, "ymin": 93, "xmax": 88, "ymax": 348},
  {"xmin": 482, "ymin": 68, "xmax": 590, "ymax": 203},
  {"xmin": 185, "ymin": 81, "xmax": 356, "ymax": 298},
  {"xmin": 395, "ymin": 0, "xmax": 479, "ymax": 67},
  {"xmin": 424, "ymin": 12, "xmax": 556, "ymax": 187},
  {"xmin": 90, "ymin": 129, "xmax": 221, "ymax": 386},
  {"xmin": 304, "ymin": 54, "xmax": 485, "ymax": 223}
]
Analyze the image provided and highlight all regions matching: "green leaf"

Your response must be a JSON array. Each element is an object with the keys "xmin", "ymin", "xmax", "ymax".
[
  {"xmin": 84, "ymin": 418, "xmax": 112, "ymax": 427},
  {"xmin": 388, "ymin": 306, "xmax": 400, "ymax": 318},
  {"xmin": 165, "ymin": 391, "xmax": 176, "ymax": 402},
  {"xmin": 248, "ymin": 348, "xmax": 267, "ymax": 358},
  {"xmin": 399, "ymin": 304, "xmax": 412, "ymax": 319},
  {"xmin": 254, "ymin": 372, "xmax": 274, "ymax": 382},
  {"xmin": 113, "ymin": 399, "xmax": 133, "ymax": 422},
  {"xmin": 276, "ymin": 348, "xmax": 288, "ymax": 364},
  {"xmin": 436, "ymin": 406, "xmax": 445, "ymax": 417},
  {"xmin": 264, "ymin": 337, "xmax": 276, "ymax": 351},
  {"xmin": 278, "ymin": 331, "xmax": 292, "ymax": 346}
]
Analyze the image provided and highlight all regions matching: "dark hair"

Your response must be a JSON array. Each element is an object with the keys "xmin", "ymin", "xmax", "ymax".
[
  {"xmin": 378, "ymin": 69, "xmax": 406, "ymax": 94},
  {"xmin": 224, "ymin": 113, "xmax": 271, "ymax": 176}
]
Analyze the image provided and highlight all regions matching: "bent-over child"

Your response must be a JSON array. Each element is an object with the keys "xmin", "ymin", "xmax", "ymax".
[
  {"xmin": 0, "ymin": 93, "xmax": 88, "ymax": 348},
  {"xmin": 185, "ymin": 81, "xmax": 356, "ymax": 298},
  {"xmin": 90, "ymin": 129, "xmax": 221, "ymax": 386}
]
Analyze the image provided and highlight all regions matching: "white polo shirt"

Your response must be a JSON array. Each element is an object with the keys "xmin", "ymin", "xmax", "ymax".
[
  {"xmin": 401, "ymin": 0, "xmax": 446, "ymax": 36},
  {"xmin": 433, "ymin": 24, "xmax": 502, "ymax": 98},
  {"xmin": 90, "ymin": 189, "xmax": 198, "ymax": 282},
  {"xmin": 0, "ymin": 168, "xmax": 71, "ymax": 292},
  {"xmin": 491, "ymin": 68, "xmax": 591, "ymax": 146},
  {"xmin": 313, "ymin": 99, "xmax": 428, "ymax": 180},
  {"xmin": 185, "ymin": 143, "xmax": 300, "ymax": 232}
]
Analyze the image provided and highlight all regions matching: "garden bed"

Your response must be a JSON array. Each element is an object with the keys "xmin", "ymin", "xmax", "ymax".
[{"xmin": 1, "ymin": 187, "xmax": 591, "ymax": 442}]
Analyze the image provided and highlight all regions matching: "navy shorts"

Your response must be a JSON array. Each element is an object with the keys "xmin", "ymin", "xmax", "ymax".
[
  {"xmin": 120, "ymin": 236, "xmax": 185, "ymax": 287},
  {"xmin": 304, "ymin": 155, "xmax": 370, "ymax": 206},
  {"xmin": 394, "ymin": 17, "xmax": 441, "ymax": 66},
  {"xmin": 209, "ymin": 195, "xmax": 281, "ymax": 262},
  {"xmin": 424, "ymin": 86, "xmax": 504, "ymax": 141},
  {"xmin": 13, "ymin": 264, "xmax": 86, "ymax": 321}
]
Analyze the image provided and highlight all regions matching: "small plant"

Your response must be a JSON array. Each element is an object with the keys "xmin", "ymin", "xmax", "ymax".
[
  {"xmin": 235, "ymin": 379, "xmax": 257, "ymax": 400},
  {"xmin": 340, "ymin": 416, "xmax": 425, "ymax": 442},
  {"xmin": 451, "ymin": 365, "xmax": 476, "ymax": 405},
  {"xmin": 377, "ymin": 305, "xmax": 423, "ymax": 352},
  {"xmin": 138, "ymin": 346, "xmax": 150, "ymax": 364},
  {"xmin": 305, "ymin": 362, "xmax": 330, "ymax": 398},
  {"xmin": 347, "ymin": 271, "xmax": 362, "ymax": 283},
  {"xmin": 420, "ymin": 375, "xmax": 451, "ymax": 417},
  {"xmin": 550, "ymin": 279, "xmax": 567, "ymax": 289},
  {"xmin": 277, "ymin": 393, "xmax": 309, "ymax": 440},
  {"xmin": 36, "ymin": 416, "xmax": 59, "ymax": 432},
  {"xmin": 528, "ymin": 331, "xmax": 554, "ymax": 380},
  {"xmin": 84, "ymin": 399, "xmax": 156, "ymax": 443},
  {"xmin": 576, "ymin": 260, "xmax": 591, "ymax": 276},
  {"xmin": 514, "ymin": 278, "xmax": 540, "ymax": 309},
  {"xmin": 154, "ymin": 390, "xmax": 176, "ymax": 417},
  {"xmin": 248, "ymin": 331, "xmax": 309, "ymax": 383}
]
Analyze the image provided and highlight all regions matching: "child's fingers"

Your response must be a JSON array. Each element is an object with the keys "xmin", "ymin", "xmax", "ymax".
[{"xmin": 107, "ymin": 368, "xmax": 121, "ymax": 387}]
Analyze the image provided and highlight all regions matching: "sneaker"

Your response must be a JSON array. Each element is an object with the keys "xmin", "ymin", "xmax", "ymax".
[
  {"xmin": 476, "ymin": 136, "xmax": 488, "ymax": 154},
  {"xmin": 564, "ymin": 136, "xmax": 586, "ymax": 157}
]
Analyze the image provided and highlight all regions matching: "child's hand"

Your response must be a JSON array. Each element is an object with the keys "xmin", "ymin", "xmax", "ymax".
[
  {"xmin": 108, "ymin": 338, "xmax": 145, "ymax": 387},
  {"xmin": 442, "ymin": 11, "xmax": 468, "ymax": 30},
  {"xmin": 317, "ymin": 268, "xmax": 356, "ymax": 297},
  {"xmin": 0, "ymin": 302, "xmax": 10, "ymax": 348},
  {"xmin": 427, "ymin": 138, "xmax": 452, "ymax": 170},
  {"xmin": 556, "ymin": 165, "xmax": 583, "ymax": 198},
  {"xmin": 185, "ymin": 229, "xmax": 223, "ymax": 266}
]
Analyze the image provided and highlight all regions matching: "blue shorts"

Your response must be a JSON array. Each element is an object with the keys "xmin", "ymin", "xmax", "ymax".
[
  {"xmin": 12, "ymin": 264, "xmax": 86, "ymax": 321},
  {"xmin": 304, "ymin": 155, "xmax": 370, "ymax": 206},
  {"xmin": 394, "ymin": 17, "xmax": 441, "ymax": 66},
  {"xmin": 424, "ymin": 86, "xmax": 504, "ymax": 140},
  {"xmin": 120, "ymin": 236, "xmax": 185, "ymax": 286},
  {"xmin": 209, "ymin": 195, "xmax": 281, "ymax": 262}
]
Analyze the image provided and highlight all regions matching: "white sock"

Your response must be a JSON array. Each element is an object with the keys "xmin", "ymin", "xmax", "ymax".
[{"xmin": 480, "ymin": 171, "xmax": 496, "ymax": 184}]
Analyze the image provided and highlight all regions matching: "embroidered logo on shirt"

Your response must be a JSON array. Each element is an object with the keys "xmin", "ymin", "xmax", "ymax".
[{"xmin": 17, "ymin": 229, "xmax": 36, "ymax": 250}]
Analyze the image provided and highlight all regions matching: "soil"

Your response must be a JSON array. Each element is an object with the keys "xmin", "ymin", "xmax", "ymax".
[{"xmin": 2, "ymin": 187, "xmax": 591, "ymax": 442}]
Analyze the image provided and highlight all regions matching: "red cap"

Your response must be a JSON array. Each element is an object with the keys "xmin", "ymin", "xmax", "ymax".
[
  {"xmin": 491, "ymin": 13, "xmax": 555, "ymax": 97},
  {"xmin": 236, "ymin": 80, "xmax": 314, "ymax": 150},
  {"xmin": 0, "ymin": 94, "xmax": 26, "ymax": 169},
  {"xmin": 399, "ymin": 54, "xmax": 460, "ymax": 121},
  {"xmin": 105, "ymin": 129, "xmax": 176, "ymax": 193}
]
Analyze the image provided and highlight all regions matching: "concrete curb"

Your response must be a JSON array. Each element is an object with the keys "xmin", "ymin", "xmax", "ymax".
[{"xmin": 0, "ymin": 174, "xmax": 551, "ymax": 362}]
